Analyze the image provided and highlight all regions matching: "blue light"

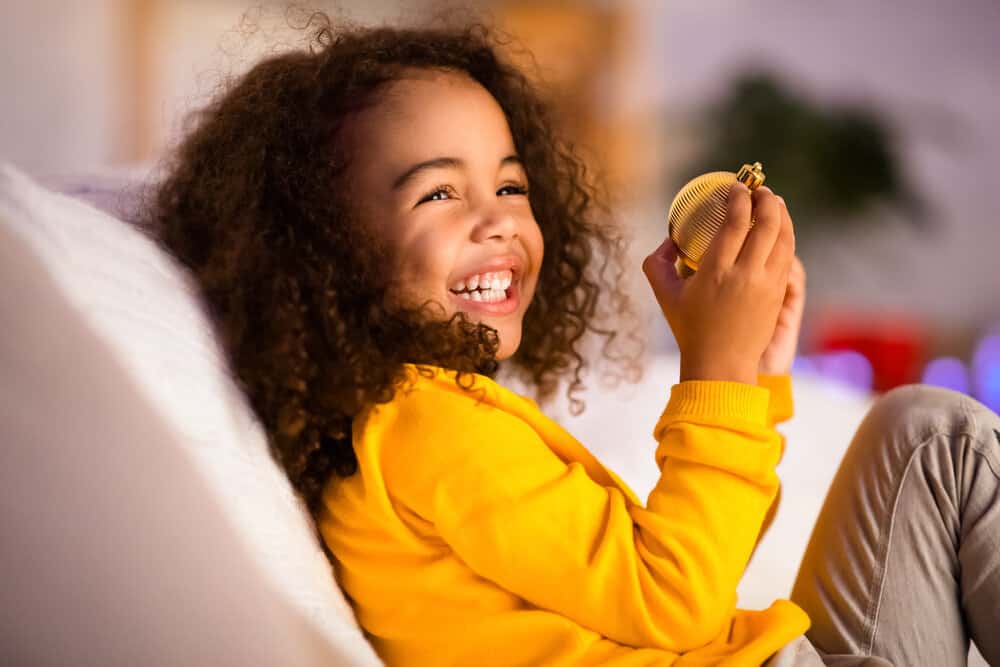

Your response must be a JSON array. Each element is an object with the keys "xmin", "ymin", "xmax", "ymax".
[
  {"xmin": 814, "ymin": 350, "xmax": 874, "ymax": 393},
  {"xmin": 792, "ymin": 355, "xmax": 818, "ymax": 375},
  {"xmin": 972, "ymin": 335, "xmax": 1000, "ymax": 412},
  {"xmin": 921, "ymin": 357, "xmax": 970, "ymax": 395}
]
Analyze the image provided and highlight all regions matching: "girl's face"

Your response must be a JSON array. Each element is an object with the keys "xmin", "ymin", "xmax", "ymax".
[{"xmin": 344, "ymin": 69, "xmax": 544, "ymax": 360}]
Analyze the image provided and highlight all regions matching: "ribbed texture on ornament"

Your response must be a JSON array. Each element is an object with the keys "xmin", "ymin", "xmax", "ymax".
[{"xmin": 668, "ymin": 171, "xmax": 736, "ymax": 267}]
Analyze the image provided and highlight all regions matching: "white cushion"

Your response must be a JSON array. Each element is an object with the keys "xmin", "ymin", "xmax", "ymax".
[
  {"xmin": 0, "ymin": 214, "xmax": 356, "ymax": 665},
  {"xmin": 0, "ymin": 163, "xmax": 382, "ymax": 666}
]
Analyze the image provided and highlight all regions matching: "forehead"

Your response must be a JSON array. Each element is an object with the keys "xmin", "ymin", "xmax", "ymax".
[{"xmin": 349, "ymin": 69, "xmax": 517, "ymax": 162}]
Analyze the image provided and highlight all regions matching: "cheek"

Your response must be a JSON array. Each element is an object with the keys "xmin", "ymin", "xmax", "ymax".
[
  {"xmin": 394, "ymin": 234, "xmax": 460, "ymax": 301},
  {"xmin": 525, "ymin": 222, "xmax": 545, "ymax": 283},
  {"xmin": 530, "ymin": 224, "xmax": 545, "ymax": 260}
]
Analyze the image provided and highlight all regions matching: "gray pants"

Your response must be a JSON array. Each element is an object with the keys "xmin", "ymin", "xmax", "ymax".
[{"xmin": 773, "ymin": 384, "xmax": 1000, "ymax": 666}]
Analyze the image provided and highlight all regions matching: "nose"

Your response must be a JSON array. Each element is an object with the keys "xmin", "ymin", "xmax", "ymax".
[{"xmin": 471, "ymin": 201, "xmax": 519, "ymax": 243}]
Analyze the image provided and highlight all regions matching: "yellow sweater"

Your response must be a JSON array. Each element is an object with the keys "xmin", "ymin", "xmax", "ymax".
[{"xmin": 318, "ymin": 364, "xmax": 810, "ymax": 666}]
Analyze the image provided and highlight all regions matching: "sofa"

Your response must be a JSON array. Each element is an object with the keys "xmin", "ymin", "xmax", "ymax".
[{"xmin": 0, "ymin": 164, "xmax": 382, "ymax": 665}]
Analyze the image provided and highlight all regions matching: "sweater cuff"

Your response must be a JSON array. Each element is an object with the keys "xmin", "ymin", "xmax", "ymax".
[
  {"xmin": 757, "ymin": 373, "xmax": 794, "ymax": 424},
  {"xmin": 654, "ymin": 381, "xmax": 780, "ymax": 485},
  {"xmin": 663, "ymin": 380, "xmax": 771, "ymax": 426}
]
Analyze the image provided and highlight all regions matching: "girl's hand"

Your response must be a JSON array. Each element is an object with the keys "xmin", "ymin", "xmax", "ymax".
[
  {"xmin": 643, "ymin": 183, "xmax": 795, "ymax": 386},
  {"xmin": 758, "ymin": 254, "xmax": 806, "ymax": 376}
]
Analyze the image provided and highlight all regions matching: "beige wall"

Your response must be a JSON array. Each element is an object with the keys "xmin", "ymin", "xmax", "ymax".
[{"xmin": 0, "ymin": 0, "xmax": 128, "ymax": 172}]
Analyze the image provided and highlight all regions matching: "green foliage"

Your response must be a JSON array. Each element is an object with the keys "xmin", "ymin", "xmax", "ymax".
[{"xmin": 677, "ymin": 71, "xmax": 925, "ymax": 233}]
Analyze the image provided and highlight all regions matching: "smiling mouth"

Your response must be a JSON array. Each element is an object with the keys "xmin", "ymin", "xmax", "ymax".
[
  {"xmin": 448, "ymin": 268, "xmax": 515, "ymax": 303},
  {"xmin": 448, "ymin": 269, "xmax": 520, "ymax": 314}
]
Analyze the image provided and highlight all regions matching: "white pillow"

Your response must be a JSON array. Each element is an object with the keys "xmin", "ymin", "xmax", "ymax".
[{"xmin": 0, "ymin": 163, "xmax": 382, "ymax": 666}]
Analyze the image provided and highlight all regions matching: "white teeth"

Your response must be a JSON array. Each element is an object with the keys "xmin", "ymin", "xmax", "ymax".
[
  {"xmin": 455, "ymin": 288, "xmax": 508, "ymax": 303},
  {"xmin": 449, "ymin": 268, "xmax": 515, "ymax": 294}
]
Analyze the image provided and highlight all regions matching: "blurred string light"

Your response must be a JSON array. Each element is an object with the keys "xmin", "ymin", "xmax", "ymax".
[
  {"xmin": 793, "ymin": 350, "xmax": 874, "ymax": 393},
  {"xmin": 921, "ymin": 357, "xmax": 971, "ymax": 395},
  {"xmin": 798, "ymin": 325, "xmax": 1000, "ymax": 412}
]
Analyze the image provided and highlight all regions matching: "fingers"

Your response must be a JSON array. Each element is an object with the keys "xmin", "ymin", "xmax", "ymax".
[
  {"xmin": 765, "ymin": 196, "xmax": 795, "ymax": 273},
  {"xmin": 785, "ymin": 255, "xmax": 806, "ymax": 296},
  {"xmin": 699, "ymin": 182, "xmax": 752, "ymax": 272},
  {"xmin": 642, "ymin": 237, "xmax": 684, "ymax": 303},
  {"xmin": 781, "ymin": 256, "xmax": 807, "ymax": 322},
  {"xmin": 737, "ymin": 187, "xmax": 783, "ymax": 268}
]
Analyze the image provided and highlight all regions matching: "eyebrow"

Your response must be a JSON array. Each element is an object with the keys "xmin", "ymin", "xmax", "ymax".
[{"xmin": 391, "ymin": 155, "xmax": 522, "ymax": 191}]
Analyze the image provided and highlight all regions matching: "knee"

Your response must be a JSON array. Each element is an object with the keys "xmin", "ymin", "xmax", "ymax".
[
  {"xmin": 863, "ymin": 383, "xmax": 985, "ymax": 448},
  {"xmin": 873, "ymin": 383, "xmax": 967, "ymax": 421}
]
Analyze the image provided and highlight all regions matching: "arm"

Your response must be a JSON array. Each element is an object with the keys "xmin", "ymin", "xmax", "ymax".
[
  {"xmin": 377, "ymin": 379, "xmax": 782, "ymax": 653},
  {"xmin": 752, "ymin": 373, "xmax": 794, "ymax": 554},
  {"xmin": 641, "ymin": 180, "xmax": 802, "ymax": 578}
]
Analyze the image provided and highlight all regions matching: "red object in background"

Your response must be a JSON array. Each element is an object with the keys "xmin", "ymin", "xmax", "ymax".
[{"xmin": 812, "ymin": 309, "xmax": 928, "ymax": 392}]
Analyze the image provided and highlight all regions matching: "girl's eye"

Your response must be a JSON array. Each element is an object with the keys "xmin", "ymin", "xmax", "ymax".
[
  {"xmin": 416, "ymin": 183, "xmax": 527, "ymax": 206},
  {"xmin": 417, "ymin": 185, "xmax": 457, "ymax": 205},
  {"xmin": 497, "ymin": 183, "xmax": 529, "ymax": 197}
]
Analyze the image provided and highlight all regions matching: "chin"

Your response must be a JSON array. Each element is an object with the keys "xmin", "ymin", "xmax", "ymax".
[{"xmin": 494, "ymin": 329, "xmax": 521, "ymax": 361}]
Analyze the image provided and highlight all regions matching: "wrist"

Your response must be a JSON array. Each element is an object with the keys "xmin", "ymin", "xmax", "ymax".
[
  {"xmin": 680, "ymin": 359, "xmax": 758, "ymax": 385},
  {"xmin": 758, "ymin": 351, "xmax": 794, "ymax": 376},
  {"xmin": 758, "ymin": 361, "xmax": 792, "ymax": 376}
]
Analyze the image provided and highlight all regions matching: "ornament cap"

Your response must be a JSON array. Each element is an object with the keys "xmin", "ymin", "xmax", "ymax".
[{"xmin": 736, "ymin": 161, "xmax": 766, "ymax": 190}]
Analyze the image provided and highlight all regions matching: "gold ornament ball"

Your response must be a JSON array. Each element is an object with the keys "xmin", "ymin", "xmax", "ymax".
[{"xmin": 667, "ymin": 162, "xmax": 766, "ymax": 278}]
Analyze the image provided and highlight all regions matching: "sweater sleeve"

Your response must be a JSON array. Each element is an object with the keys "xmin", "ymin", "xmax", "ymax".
[
  {"xmin": 751, "ymin": 374, "xmax": 793, "ymax": 553},
  {"xmin": 376, "ymin": 380, "xmax": 782, "ymax": 653},
  {"xmin": 758, "ymin": 373, "xmax": 794, "ymax": 427}
]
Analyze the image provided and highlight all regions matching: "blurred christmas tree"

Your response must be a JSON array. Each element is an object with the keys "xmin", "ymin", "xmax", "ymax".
[{"xmin": 678, "ymin": 70, "xmax": 926, "ymax": 234}]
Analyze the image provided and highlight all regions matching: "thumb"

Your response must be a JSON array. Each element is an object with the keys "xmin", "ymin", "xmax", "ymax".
[{"xmin": 642, "ymin": 237, "xmax": 684, "ymax": 303}]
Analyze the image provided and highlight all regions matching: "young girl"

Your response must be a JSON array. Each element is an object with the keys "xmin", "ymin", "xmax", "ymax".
[{"xmin": 149, "ymin": 17, "xmax": 1000, "ymax": 667}]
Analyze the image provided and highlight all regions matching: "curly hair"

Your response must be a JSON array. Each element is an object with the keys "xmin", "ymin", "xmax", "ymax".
[{"xmin": 147, "ymin": 14, "xmax": 642, "ymax": 511}]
